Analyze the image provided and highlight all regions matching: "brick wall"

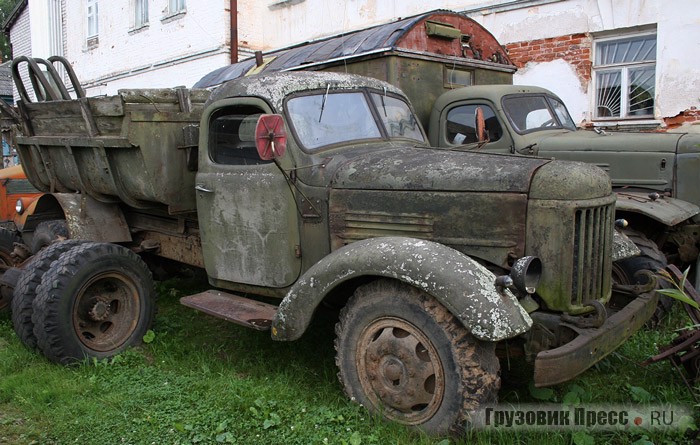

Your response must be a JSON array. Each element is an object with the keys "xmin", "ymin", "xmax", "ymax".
[
  {"xmin": 664, "ymin": 108, "xmax": 700, "ymax": 130},
  {"xmin": 505, "ymin": 33, "xmax": 592, "ymax": 85}
]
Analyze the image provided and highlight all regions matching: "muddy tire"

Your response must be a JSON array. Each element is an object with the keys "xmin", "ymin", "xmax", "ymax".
[
  {"xmin": 612, "ymin": 229, "xmax": 671, "ymax": 324},
  {"xmin": 11, "ymin": 240, "xmax": 88, "ymax": 350},
  {"xmin": 30, "ymin": 220, "xmax": 69, "ymax": 253},
  {"xmin": 0, "ymin": 227, "xmax": 21, "ymax": 311},
  {"xmin": 334, "ymin": 279, "xmax": 499, "ymax": 436},
  {"xmin": 32, "ymin": 242, "xmax": 155, "ymax": 364}
]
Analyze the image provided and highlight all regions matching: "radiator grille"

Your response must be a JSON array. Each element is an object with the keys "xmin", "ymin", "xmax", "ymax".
[{"xmin": 572, "ymin": 203, "xmax": 613, "ymax": 305}]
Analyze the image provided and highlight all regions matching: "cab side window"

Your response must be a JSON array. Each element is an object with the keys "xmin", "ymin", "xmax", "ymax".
[
  {"xmin": 209, "ymin": 105, "xmax": 270, "ymax": 165},
  {"xmin": 445, "ymin": 104, "xmax": 502, "ymax": 145}
]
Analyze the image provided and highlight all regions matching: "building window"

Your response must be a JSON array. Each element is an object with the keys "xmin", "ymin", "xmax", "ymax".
[
  {"xmin": 169, "ymin": 0, "xmax": 186, "ymax": 14},
  {"xmin": 593, "ymin": 33, "xmax": 656, "ymax": 119},
  {"xmin": 87, "ymin": 0, "xmax": 99, "ymax": 39},
  {"xmin": 134, "ymin": 0, "xmax": 149, "ymax": 28},
  {"xmin": 48, "ymin": 0, "xmax": 63, "ymax": 56}
]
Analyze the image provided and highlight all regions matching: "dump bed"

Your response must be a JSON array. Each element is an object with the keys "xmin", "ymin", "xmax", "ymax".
[{"xmin": 14, "ymin": 87, "xmax": 209, "ymax": 213}]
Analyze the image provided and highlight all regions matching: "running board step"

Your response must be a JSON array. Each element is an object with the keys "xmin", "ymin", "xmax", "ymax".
[{"xmin": 180, "ymin": 290, "xmax": 278, "ymax": 331}]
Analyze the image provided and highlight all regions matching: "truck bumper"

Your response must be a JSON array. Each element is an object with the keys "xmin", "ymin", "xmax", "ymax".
[{"xmin": 533, "ymin": 290, "xmax": 658, "ymax": 387}]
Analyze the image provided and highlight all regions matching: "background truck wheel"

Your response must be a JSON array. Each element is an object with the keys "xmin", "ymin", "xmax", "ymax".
[
  {"xmin": 334, "ymin": 279, "xmax": 499, "ymax": 436},
  {"xmin": 30, "ymin": 220, "xmax": 69, "ymax": 253},
  {"xmin": 612, "ymin": 229, "xmax": 671, "ymax": 324},
  {"xmin": 0, "ymin": 227, "xmax": 21, "ymax": 311},
  {"xmin": 11, "ymin": 240, "xmax": 88, "ymax": 350},
  {"xmin": 32, "ymin": 242, "xmax": 155, "ymax": 364}
]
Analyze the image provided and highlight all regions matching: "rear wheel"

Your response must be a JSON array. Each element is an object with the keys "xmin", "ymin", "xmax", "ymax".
[
  {"xmin": 335, "ymin": 279, "xmax": 499, "ymax": 436},
  {"xmin": 11, "ymin": 240, "xmax": 88, "ymax": 350},
  {"xmin": 30, "ymin": 219, "xmax": 68, "ymax": 253},
  {"xmin": 0, "ymin": 227, "xmax": 21, "ymax": 311},
  {"xmin": 32, "ymin": 242, "xmax": 155, "ymax": 364}
]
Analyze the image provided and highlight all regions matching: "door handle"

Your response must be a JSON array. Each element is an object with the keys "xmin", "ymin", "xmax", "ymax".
[{"xmin": 195, "ymin": 184, "xmax": 213, "ymax": 193}]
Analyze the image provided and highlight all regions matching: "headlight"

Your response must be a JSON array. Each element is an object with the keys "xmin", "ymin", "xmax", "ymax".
[
  {"xmin": 15, "ymin": 198, "xmax": 24, "ymax": 215},
  {"xmin": 494, "ymin": 256, "xmax": 542, "ymax": 296}
]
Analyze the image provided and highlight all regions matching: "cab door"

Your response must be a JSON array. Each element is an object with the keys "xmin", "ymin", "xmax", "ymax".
[{"xmin": 195, "ymin": 98, "xmax": 301, "ymax": 288}]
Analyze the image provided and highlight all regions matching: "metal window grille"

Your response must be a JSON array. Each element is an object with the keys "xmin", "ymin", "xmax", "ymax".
[{"xmin": 594, "ymin": 34, "xmax": 656, "ymax": 119}]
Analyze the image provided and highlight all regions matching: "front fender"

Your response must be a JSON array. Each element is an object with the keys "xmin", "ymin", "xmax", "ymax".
[
  {"xmin": 615, "ymin": 191, "xmax": 699, "ymax": 226},
  {"xmin": 271, "ymin": 237, "xmax": 532, "ymax": 342}
]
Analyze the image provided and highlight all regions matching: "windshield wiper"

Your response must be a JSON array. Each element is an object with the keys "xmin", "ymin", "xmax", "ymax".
[{"xmin": 318, "ymin": 84, "xmax": 331, "ymax": 122}]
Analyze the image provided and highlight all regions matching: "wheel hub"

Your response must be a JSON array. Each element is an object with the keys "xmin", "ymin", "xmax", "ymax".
[
  {"xmin": 88, "ymin": 298, "xmax": 111, "ymax": 321},
  {"xmin": 358, "ymin": 317, "xmax": 444, "ymax": 425},
  {"xmin": 72, "ymin": 272, "xmax": 140, "ymax": 352}
]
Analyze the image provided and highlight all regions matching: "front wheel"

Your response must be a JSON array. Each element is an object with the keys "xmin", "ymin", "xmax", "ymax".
[
  {"xmin": 334, "ymin": 279, "xmax": 500, "ymax": 436},
  {"xmin": 32, "ymin": 242, "xmax": 155, "ymax": 364},
  {"xmin": 612, "ymin": 229, "xmax": 671, "ymax": 324}
]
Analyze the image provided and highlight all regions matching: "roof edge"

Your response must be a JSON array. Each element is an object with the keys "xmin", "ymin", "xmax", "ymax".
[{"xmin": 3, "ymin": 0, "xmax": 28, "ymax": 34}]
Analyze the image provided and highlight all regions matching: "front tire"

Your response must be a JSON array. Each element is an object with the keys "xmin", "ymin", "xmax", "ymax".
[
  {"xmin": 32, "ymin": 242, "xmax": 155, "ymax": 364},
  {"xmin": 612, "ymin": 229, "xmax": 671, "ymax": 324},
  {"xmin": 334, "ymin": 279, "xmax": 499, "ymax": 436}
]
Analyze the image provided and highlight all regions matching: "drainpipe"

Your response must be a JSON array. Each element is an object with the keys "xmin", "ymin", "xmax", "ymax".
[{"xmin": 230, "ymin": 0, "xmax": 238, "ymax": 63}]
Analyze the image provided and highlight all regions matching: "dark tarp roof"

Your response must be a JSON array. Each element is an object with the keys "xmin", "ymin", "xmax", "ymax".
[{"xmin": 196, "ymin": 10, "xmax": 490, "ymax": 88}]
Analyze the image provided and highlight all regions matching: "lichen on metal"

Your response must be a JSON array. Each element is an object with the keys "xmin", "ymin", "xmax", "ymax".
[{"xmin": 272, "ymin": 236, "xmax": 532, "ymax": 342}]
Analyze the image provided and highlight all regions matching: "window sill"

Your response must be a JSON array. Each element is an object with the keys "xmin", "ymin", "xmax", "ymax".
[
  {"xmin": 161, "ymin": 10, "xmax": 186, "ymax": 24},
  {"xmin": 85, "ymin": 36, "xmax": 99, "ymax": 50},
  {"xmin": 129, "ymin": 24, "xmax": 149, "ymax": 35}
]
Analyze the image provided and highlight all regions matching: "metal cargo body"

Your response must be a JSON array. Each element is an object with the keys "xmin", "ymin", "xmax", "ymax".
[{"xmin": 14, "ymin": 88, "xmax": 209, "ymax": 213}]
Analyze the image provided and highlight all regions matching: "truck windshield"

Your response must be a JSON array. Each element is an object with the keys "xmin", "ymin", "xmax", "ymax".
[
  {"xmin": 502, "ymin": 94, "xmax": 577, "ymax": 134},
  {"xmin": 287, "ymin": 91, "xmax": 424, "ymax": 150}
]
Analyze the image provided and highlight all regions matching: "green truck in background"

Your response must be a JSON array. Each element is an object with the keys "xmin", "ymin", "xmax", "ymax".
[
  {"xmin": 0, "ymin": 52, "xmax": 656, "ymax": 436},
  {"xmin": 199, "ymin": 9, "xmax": 700, "ymax": 292}
]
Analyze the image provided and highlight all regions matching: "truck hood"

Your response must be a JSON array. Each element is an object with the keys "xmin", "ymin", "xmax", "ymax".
[
  {"xmin": 331, "ymin": 147, "xmax": 546, "ymax": 193},
  {"xmin": 535, "ymin": 129, "xmax": 684, "ymax": 154}
]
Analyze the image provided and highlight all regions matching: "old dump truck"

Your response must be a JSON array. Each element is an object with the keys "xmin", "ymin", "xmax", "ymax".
[
  {"xmin": 2, "ymin": 55, "xmax": 656, "ymax": 436},
  {"xmin": 196, "ymin": 9, "xmax": 700, "ymax": 292}
]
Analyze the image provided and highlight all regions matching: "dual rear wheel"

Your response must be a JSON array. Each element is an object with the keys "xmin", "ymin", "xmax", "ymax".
[{"xmin": 11, "ymin": 241, "xmax": 155, "ymax": 364}]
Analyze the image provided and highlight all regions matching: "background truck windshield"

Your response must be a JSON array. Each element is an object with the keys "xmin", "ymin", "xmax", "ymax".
[{"xmin": 503, "ymin": 94, "xmax": 577, "ymax": 133}]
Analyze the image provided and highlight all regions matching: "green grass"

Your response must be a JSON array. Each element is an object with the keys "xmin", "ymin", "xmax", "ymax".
[{"xmin": 0, "ymin": 278, "xmax": 697, "ymax": 444}]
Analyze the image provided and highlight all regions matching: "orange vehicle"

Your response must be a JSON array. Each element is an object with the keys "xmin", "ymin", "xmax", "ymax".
[
  {"xmin": 0, "ymin": 164, "xmax": 41, "ymax": 226},
  {"xmin": 0, "ymin": 164, "xmax": 41, "ymax": 310}
]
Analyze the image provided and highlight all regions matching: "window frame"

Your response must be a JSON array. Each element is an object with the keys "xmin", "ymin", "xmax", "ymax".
[
  {"xmin": 168, "ymin": 0, "xmax": 186, "ymax": 15},
  {"xmin": 592, "ymin": 31, "xmax": 657, "ymax": 121},
  {"xmin": 133, "ymin": 0, "xmax": 149, "ymax": 29},
  {"xmin": 86, "ymin": 0, "xmax": 98, "ymax": 39}
]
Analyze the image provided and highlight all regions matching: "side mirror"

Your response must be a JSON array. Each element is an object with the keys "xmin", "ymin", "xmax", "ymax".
[{"xmin": 255, "ymin": 114, "xmax": 287, "ymax": 160}]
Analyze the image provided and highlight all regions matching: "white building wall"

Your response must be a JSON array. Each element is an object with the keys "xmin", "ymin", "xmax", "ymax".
[
  {"xmin": 9, "ymin": 0, "xmax": 698, "ymax": 122},
  {"xmin": 467, "ymin": 0, "xmax": 700, "ymax": 122},
  {"xmin": 60, "ymin": 0, "xmax": 232, "ymax": 95},
  {"xmin": 238, "ymin": 0, "xmax": 483, "ymax": 51},
  {"xmin": 8, "ymin": 7, "xmax": 32, "ymax": 101}
]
